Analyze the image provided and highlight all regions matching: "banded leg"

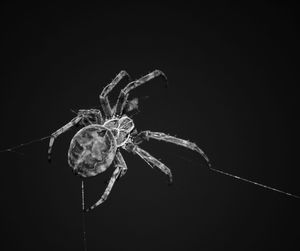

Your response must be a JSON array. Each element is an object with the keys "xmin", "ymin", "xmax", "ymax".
[
  {"xmin": 132, "ymin": 145, "xmax": 173, "ymax": 184},
  {"xmin": 133, "ymin": 131, "xmax": 211, "ymax": 167},
  {"xmin": 85, "ymin": 151, "xmax": 127, "ymax": 212},
  {"xmin": 78, "ymin": 109, "xmax": 104, "ymax": 125},
  {"xmin": 48, "ymin": 116, "xmax": 82, "ymax": 162},
  {"xmin": 100, "ymin": 70, "xmax": 130, "ymax": 118},
  {"xmin": 115, "ymin": 70, "xmax": 167, "ymax": 116},
  {"xmin": 115, "ymin": 151, "xmax": 128, "ymax": 178}
]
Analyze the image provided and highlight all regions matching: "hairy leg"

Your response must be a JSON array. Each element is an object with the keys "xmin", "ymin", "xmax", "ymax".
[
  {"xmin": 131, "ymin": 145, "xmax": 173, "ymax": 184},
  {"xmin": 133, "ymin": 131, "xmax": 211, "ymax": 167},
  {"xmin": 100, "ymin": 70, "xmax": 130, "ymax": 118},
  {"xmin": 101, "ymin": 71, "xmax": 131, "ymax": 97},
  {"xmin": 115, "ymin": 151, "xmax": 128, "ymax": 178},
  {"xmin": 48, "ymin": 116, "xmax": 82, "ymax": 162},
  {"xmin": 78, "ymin": 109, "xmax": 104, "ymax": 125},
  {"xmin": 115, "ymin": 70, "xmax": 167, "ymax": 116},
  {"xmin": 132, "ymin": 132, "xmax": 300, "ymax": 199},
  {"xmin": 85, "ymin": 151, "xmax": 127, "ymax": 212}
]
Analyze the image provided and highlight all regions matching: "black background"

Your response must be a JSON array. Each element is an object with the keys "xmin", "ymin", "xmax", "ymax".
[{"xmin": 1, "ymin": 2, "xmax": 299, "ymax": 251}]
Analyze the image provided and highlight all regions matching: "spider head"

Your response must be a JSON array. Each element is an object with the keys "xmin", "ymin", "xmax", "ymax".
[
  {"xmin": 119, "ymin": 116, "xmax": 134, "ymax": 133},
  {"xmin": 110, "ymin": 116, "xmax": 135, "ymax": 147}
]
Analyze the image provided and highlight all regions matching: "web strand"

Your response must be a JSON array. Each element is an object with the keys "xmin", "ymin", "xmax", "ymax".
[
  {"xmin": 82, "ymin": 180, "xmax": 88, "ymax": 251},
  {"xmin": 0, "ymin": 135, "xmax": 51, "ymax": 154},
  {"xmin": 210, "ymin": 167, "xmax": 300, "ymax": 199}
]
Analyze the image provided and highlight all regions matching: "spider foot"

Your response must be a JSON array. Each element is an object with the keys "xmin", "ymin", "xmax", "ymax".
[
  {"xmin": 84, "ymin": 202, "xmax": 100, "ymax": 212},
  {"xmin": 153, "ymin": 69, "xmax": 168, "ymax": 87},
  {"xmin": 167, "ymin": 179, "xmax": 173, "ymax": 186},
  {"xmin": 121, "ymin": 70, "xmax": 132, "ymax": 82},
  {"xmin": 167, "ymin": 173, "xmax": 173, "ymax": 185},
  {"xmin": 84, "ymin": 207, "xmax": 90, "ymax": 213}
]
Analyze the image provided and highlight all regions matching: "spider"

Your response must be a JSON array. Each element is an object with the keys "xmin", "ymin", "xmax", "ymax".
[{"xmin": 47, "ymin": 70, "xmax": 211, "ymax": 212}]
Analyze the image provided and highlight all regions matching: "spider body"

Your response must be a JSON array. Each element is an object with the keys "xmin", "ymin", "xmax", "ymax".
[
  {"xmin": 48, "ymin": 70, "xmax": 211, "ymax": 211},
  {"xmin": 68, "ymin": 115, "xmax": 135, "ymax": 178},
  {"xmin": 68, "ymin": 125, "xmax": 117, "ymax": 177}
]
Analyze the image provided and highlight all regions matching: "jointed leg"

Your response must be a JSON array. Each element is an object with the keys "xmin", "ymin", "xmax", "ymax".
[
  {"xmin": 115, "ymin": 70, "xmax": 167, "ymax": 116},
  {"xmin": 101, "ymin": 71, "xmax": 131, "ymax": 97},
  {"xmin": 85, "ymin": 151, "xmax": 127, "ymax": 212},
  {"xmin": 131, "ymin": 145, "xmax": 173, "ymax": 184},
  {"xmin": 77, "ymin": 109, "xmax": 104, "ymax": 125},
  {"xmin": 100, "ymin": 70, "xmax": 130, "ymax": 118},
  {"xmin": 48, "ymin": 116, "xmax": 82, "ymax": 162},
  {"xmin": 133, "ymin": 131, "xmax": 211, "ymax": 167},
  {"xmin": 115, "ymin": 150, "xmax": 128, "ymax": 178}
]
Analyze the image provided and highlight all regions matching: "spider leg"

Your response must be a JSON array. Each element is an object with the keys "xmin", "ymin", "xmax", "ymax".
[
  {"xmin": 115, "ymin": 70, "xmax": 167, "ymax": 116},
  {"xmin": 115, "ymin": 150, "xmax": 128, "ymax": 178},
  {"xmin": 100, "ymin": 70, "xmax": 130, "ymax": 118},
  {"xmin": 48, "ymin": 116, "xmax": 82, "ymax": 162},
  {"xmin": 85, "ymin": 151, "xmax": 127, "ymax": 212},
  {"xmin": 133, "ymin": 131, "xmax": 211, "ymax": 167},
  {"xmin": 130, "ymin": 144, "xmax": 173, "ymax": 184}
]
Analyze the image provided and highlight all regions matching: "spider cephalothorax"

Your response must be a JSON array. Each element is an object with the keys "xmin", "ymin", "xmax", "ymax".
[{"xmin": 48, "ymin": 70, "xmax": 211, "ymax": 211}]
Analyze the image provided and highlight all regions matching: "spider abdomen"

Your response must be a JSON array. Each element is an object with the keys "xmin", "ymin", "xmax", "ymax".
[{"xmin": 68, "ymin": 125, "xmax": 116, "ymax": 177}]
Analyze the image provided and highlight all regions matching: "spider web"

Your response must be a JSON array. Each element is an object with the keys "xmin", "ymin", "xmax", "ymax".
[
  {"xmin": 0, "ymin": 127, "xmax": 299, "ymax": 251},
  {"xmin": 0, "ymin": 135, "xmax": 51, "ymax": 155},
  {"xmin": 1, "ymin": 132, "xmax": 300, "ymax": 202},
  {"xmin": 158, "ymin": 146, "xmax": 300, "ymax": 200},
  {"xmin": 0, "ymin": 133, "xmax": 89, "ymax": 251}
]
